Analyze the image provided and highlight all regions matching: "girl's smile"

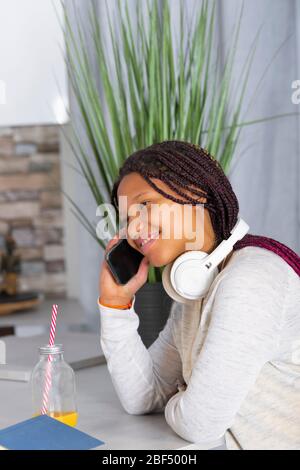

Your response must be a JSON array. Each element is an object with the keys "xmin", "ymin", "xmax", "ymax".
[
  {"xmin": 135, "ymin": 230, "xmax": 160, "ymax": 253},
  {"xmin": 139, "ymin": 236, "xmax": 159, "ymax": 254}
]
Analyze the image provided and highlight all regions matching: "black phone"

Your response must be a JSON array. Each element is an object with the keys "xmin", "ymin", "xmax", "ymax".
[{"xmin": 105, "ymin": 238, "xmax": 145, "ymax": 285}]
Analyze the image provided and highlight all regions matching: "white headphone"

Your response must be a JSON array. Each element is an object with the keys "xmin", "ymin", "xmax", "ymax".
[{"xmin": 162, "ymin": 216, "xmax": 250, "ymax": 304}]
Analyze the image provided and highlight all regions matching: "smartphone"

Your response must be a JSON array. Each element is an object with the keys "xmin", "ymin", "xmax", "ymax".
[{"xmin": 105, "ymin": 238, "xmax": 145, "ymax": 285}]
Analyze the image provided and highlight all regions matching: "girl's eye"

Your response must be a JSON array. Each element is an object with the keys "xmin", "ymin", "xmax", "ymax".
[
  {"xmin": 126, "ymin": 201, "xmax": 150, "ymax": 222},
  {"xmin": 135, "ymin": 201, "xmax": 150, "ymax": 210}
]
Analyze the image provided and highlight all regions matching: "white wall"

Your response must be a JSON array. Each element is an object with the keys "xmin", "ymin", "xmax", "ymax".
[{"xmin": 0, "ymin": 0, "xmax": 68, "ymax": 126}]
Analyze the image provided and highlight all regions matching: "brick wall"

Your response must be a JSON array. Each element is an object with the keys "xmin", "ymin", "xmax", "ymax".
[{"xmin": 0, "ymin": 125, "xmax": 66, "ymax": 297}]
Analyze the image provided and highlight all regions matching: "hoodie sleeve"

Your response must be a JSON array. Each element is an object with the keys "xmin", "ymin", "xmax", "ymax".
[{"xmin": 98, "ymin": 295, "xmax": 184, "ymax": 415}]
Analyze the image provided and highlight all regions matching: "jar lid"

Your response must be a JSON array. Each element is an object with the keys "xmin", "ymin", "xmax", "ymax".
[{"xmin": 39, "ymin": 344, "xmax": 64, "ymax": 355}]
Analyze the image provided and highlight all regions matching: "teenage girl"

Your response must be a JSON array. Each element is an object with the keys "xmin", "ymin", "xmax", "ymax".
[{"xmin": 98, "ymin": 140, "xmax": 300, "ymax": 450}]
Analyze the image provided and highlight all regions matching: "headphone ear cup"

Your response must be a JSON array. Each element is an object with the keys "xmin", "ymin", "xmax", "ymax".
[
  {"xmin": 162, "ymin": 263, "xmax": 196, "ymax": 305},
  {"xmin": 169, "ymin": 251, "xmax": 219, "ymax": 300}
]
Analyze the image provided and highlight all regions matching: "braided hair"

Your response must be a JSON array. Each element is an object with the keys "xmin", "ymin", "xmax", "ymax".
[{"xmin": 111, "ymin": 140, "xmax": 239, "ymax": 247}]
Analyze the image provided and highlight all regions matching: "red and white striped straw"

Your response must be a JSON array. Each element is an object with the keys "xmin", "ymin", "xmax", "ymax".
[{"xmin": 41, "ymin": 304, "xmax": 58, "ymax": 415}]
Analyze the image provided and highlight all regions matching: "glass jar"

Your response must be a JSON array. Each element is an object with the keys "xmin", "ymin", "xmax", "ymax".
[{"xmin": 30, "ymin": 344, "xmax": 78, "ymax": 427}]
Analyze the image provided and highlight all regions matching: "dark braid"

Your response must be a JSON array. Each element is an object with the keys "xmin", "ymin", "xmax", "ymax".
[{"xmin": 111, "ymin": 140, "xmax": 239, "ymax": 246}]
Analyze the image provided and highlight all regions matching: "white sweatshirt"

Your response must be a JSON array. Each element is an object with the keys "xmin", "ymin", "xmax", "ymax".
[{"xmin": 98, "ymin": 246, "xmax": 300, "ymax": 450}]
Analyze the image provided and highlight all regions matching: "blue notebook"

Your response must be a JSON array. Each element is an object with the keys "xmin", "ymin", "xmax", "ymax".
[{"xmin": 0, "ymin": 415, "xmax": 105, "ymax": 450}]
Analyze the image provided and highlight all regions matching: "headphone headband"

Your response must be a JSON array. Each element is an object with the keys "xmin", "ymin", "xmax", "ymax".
[{"xmin": 201, "ymin": 217, "xmax": 250, "ymax": 271}]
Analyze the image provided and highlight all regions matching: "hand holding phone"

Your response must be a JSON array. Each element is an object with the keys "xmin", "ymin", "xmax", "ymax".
[{"xmin": 99, "ymin": 233, "xmax": 150, "ymax": 306}]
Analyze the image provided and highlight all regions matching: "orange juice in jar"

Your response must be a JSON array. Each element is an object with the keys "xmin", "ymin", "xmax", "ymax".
[
  {"xmin": 48, "ymin": 411, "xmax": 78, "ymax": 427},
  {"xmin": 30, "ymin": 344, "xmax": 78, "ymax": 427}
]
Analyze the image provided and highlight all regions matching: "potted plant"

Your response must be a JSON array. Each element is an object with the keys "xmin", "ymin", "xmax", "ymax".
[
  {"xmin": 60, "ymin": 0, "xmax": 295, "ymax": 347},
  {"xmin": 0, "ymin": 233, "xmax": 41, "ymax": 316}
]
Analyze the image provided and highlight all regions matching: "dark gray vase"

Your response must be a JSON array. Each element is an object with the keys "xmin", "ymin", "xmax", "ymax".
[{"xmin": 134, "ymin": 282, "xmax": 173, "ymax": 349}]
